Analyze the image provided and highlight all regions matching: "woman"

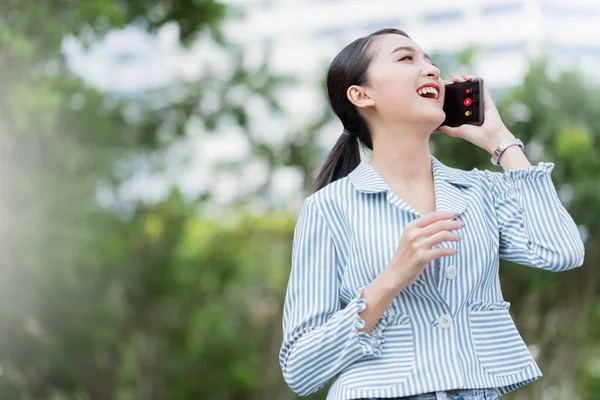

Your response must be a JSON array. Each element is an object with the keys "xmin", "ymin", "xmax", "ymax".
[{"xmin": 278, "ymin": 28, "xmax": 584, "ymax": 400}]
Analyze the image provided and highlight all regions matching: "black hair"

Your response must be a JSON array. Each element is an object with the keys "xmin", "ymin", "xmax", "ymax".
[{"xmin": 313, "ymin": 28, "xmax": 411, "ymax": 193}]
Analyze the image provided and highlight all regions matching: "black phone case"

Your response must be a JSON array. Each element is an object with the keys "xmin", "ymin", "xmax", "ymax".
[{"xmin": 438, "ymin": 77, "xmax": 485, "ymax": 128}]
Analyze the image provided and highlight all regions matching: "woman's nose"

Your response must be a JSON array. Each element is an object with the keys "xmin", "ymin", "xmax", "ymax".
[
  {"xmin": 425, "ymin": 69, "xmax": 440, "ymax": 80},
  {"xmin": 422, "ymin": 63, "xmax": 440, "ymax": 79},
  {"xmin": 425, "ymin": 65, "xmax": 440, "ymax": 79}
]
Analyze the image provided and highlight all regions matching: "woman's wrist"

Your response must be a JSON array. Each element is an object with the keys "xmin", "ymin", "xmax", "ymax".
[
  {"xmin": 485, "ymin": 128, "xmax": 516, "ymax": 156},
  {"xmin": 380, "ymin": 263, "xmax": 412, "ymax": 295},
  {"xmin": 357, "ymin": 268, "xmax": 404, "ymax": 333}
]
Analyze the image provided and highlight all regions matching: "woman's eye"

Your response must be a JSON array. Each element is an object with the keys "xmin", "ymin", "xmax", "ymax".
[{"xmin": 399, "ymin": 55, "xmax": 438, "ymax": 68}]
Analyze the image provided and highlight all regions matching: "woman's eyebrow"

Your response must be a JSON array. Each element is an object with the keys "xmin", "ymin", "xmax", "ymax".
[{"xmin": 389, "ymin": 45, "xmax": 433, "ymax": 63}]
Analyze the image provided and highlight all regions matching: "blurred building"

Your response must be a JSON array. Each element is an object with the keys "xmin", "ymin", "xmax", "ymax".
[
  {"xmin": 217, "ymin": 0, "xmax": 600, "ymax": 207},
  {"xmin": 225, "ymin": 0, "xmax": 600, "ymax": 89},
  {"xmin": 67, "ymin": 0, "xmax": 600, "ymax": 207}
]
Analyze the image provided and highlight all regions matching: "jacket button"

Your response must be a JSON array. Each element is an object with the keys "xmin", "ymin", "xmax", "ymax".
[
  {"xmin": 438, "ymin": 313, "xmax": 452, "ymax": 328},
  {"xmin": 445, "ymin": 265, "xmax": 457, "ymax": 280}
]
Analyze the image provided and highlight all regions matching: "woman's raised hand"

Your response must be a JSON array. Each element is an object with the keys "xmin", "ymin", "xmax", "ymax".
[{"xmin": 438, "ymin": 75, "xmax": 515, "ymax": 155}]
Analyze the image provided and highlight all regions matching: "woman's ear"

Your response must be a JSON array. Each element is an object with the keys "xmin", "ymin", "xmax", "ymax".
[{"xmin": 347, "ymin": 85, "xmax": 375, "ymax": 109}]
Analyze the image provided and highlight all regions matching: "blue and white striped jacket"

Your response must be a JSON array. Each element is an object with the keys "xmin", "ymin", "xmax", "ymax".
[{"xmin": 279, "ymin": 154, "xmax": 585, "ymax": 399}]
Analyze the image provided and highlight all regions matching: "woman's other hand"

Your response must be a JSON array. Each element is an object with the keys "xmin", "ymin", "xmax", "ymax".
[{"xmin": 385, "ymin": 211, "xmax": 464, "ymax": 291}]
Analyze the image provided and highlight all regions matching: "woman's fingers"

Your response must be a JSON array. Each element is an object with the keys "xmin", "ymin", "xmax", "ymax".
[
  {"xmin": 417, "ymin": 230, "xmax": 461, "ymax": 249},
  {"xmin": 448, "ymin": 75, "xmax": 475, "ymax": 83},
  {"xmin": 418, "ymin": 219, "xmax": 464, "ymax": 239},
  {"xmin": 433, "ymin": 247, "xmax": 458, "ymax": 258},
  {"xmin": 410, "ymin": 211, "xmax": 458, "ymax": 229},
  {"xmin": 423, "ymin": 247, "xmax": 458, "ymax": 264}
]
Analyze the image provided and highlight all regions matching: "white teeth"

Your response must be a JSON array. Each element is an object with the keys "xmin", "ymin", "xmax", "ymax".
[{"xmin": 417, "ymin": 86, "xmax": 439, "ymax": 99}]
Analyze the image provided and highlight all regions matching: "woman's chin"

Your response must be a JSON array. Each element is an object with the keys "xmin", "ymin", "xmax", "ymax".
[{"xmin": 421, "ymin": 109, "xmax": 446, "ymax": 128}]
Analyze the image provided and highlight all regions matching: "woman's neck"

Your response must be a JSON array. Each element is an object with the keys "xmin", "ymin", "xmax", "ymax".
[{"xmin": 370, "ymin": 133, "xmax": 433, "ymax": 185}]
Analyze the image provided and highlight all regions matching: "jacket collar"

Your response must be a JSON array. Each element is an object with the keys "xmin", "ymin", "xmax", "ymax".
[{"xmin": 347, "ymin": 154, "xmax": 472, "ymax": 215}]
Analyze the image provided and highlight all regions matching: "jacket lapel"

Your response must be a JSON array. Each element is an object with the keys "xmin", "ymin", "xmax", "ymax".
[
  {"xmin": 431, "ymin": 155, "xmax": 472, "ymax": 217},
  {"xmin": 348, "ymin": 155, "xmax": 473, "ymax": 290},
  {"xmin": 348, "ymin": 154, "xmax": 472, "ymax": 217}
]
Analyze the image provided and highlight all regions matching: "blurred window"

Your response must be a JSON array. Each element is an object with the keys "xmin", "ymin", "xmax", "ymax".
[
  {"xmin": 481, "ymin": 2, "xmax": 524, "ymax": 16},
  {"xmin": 422, "ymin": 10, "xmax": 463, "ymax": 24},
  {"xmin": 480, "ymin": 43, "xmax": 527, "ymax": 56},
  {"xmin": 541, "ymin": 1, "xmax": 599, "ymax": 17}
]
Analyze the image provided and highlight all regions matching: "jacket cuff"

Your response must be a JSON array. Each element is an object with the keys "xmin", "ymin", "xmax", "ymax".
[
  {"xmin": 352, "ymin": 286, "xmax": 389, "ymax": 357},
  {"xmin": 501, "ymin": 161, "xmax": 555, "ymax": 181}
]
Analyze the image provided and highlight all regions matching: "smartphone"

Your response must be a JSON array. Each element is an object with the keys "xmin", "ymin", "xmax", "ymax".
[{"xmin": 437, "ymin": 77, "xmax": 485, "ymax": 128}]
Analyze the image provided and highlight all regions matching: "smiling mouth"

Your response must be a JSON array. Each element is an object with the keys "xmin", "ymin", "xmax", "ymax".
[
  {"xmin": 416, "ymin": 87, "xmax": 439, "ymax": 100},
  {"xmin": 418, "ymin": 93, "xmax": 441, "ymax": 103}
]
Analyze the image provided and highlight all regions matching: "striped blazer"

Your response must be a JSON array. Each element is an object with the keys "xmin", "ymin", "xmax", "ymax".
[{"xmin": 279, "ymin": 154, "xmax": 585, "ymax": 399}]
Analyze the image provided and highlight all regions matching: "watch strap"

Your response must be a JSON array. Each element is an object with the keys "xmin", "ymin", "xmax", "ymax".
[{"xmin": 490, "ymin": 138, "xmax": 524, "ymax": 166}]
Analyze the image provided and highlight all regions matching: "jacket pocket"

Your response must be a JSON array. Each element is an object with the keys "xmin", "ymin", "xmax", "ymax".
[
  {"xmin": 339, "ymin": 314, "xmax": 414, "ymax": 390},
  {"xmin": 468, "ymin": 300, "xmax": 534, "ymax": 377}
]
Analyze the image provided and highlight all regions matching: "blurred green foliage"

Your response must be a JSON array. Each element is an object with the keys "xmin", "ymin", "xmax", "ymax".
[
  {"xmin": 0, "ymin": 1, "xmax": 293, "ymax": 399},
  {"xmin": 434, "ymin": 57, "xmax": 600, "ymax": 400},
  {"xmin": 1, "ymin": 1, "xmax": 600, "ymax": 400}
]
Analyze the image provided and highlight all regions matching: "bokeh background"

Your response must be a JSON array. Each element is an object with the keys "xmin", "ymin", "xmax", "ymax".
[{"xmin": 1, "ymin": 0, "xmax": 600, "ymax": 399}]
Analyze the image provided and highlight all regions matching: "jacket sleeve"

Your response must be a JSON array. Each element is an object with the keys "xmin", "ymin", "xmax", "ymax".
[
  {"xmin": 478, "ymin": 161, "xmax": 585, "ymax": 271},
  {"xmin": 279, "ymin": 196, "xmax": 388, "ymax": 396}
]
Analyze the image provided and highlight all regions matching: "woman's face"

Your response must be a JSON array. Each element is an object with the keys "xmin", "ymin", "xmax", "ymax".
[{"xmin": 352, "ymin": 34, "xmax": 446, "ymax": 132}]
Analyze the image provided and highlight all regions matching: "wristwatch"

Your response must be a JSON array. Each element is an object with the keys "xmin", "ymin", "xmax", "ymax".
[{"xmin": 490, "ymin": 138, "xmax": 524, "ymax": 166}]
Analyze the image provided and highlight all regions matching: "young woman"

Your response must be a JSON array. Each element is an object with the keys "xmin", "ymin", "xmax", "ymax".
[{"xmin": 278, "ymin": 28, "xmax": 584, "ymax": 400}]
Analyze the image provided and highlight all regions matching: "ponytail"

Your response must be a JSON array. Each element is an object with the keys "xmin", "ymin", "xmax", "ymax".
[
  {"xmin": 312, "ymin": 129, "xmax": 361, "ymax": 193},
  {"xmin": 315, "ymin": 28, "xmax": 409, "ymax": 193}
]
